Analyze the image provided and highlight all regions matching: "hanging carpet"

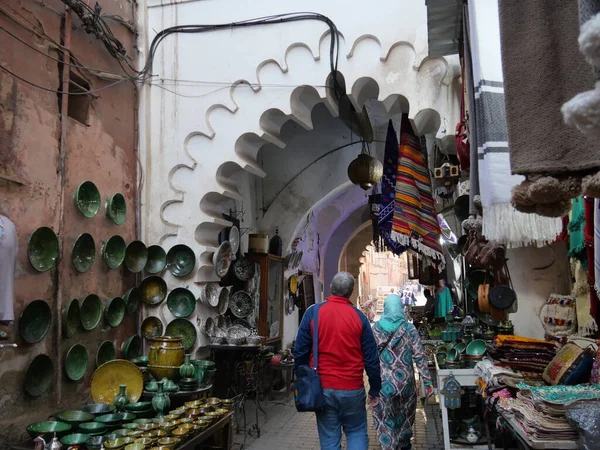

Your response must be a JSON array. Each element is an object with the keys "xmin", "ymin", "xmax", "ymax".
[{"xmin": 389, "ymin": 115, "xmax": 444, "ymax": 267}]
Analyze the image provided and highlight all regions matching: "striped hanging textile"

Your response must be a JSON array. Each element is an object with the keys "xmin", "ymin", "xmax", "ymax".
[
  {"xmin": 378, "ymin": 120, "xmax": 406, "ymax": 256},
  {"xmin": 390, "ymin": 115, "xmax": 444, "ymax": 268}
]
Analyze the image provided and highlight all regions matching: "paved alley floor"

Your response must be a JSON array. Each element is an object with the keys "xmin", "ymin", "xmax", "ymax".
[{"xmin": 233, "ymin": 397, "xmax": 444, "ymax": 450}]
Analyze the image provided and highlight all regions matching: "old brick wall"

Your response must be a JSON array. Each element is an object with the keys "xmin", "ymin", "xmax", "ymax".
[{"xmin": 0, "ymin": 0, "xmax": 138, "ymax": 444}]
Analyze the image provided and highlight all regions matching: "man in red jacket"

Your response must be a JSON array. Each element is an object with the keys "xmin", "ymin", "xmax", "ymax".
[{"xmin": 293, "ymin": 272, "xmax": 381, "ymax": 450}]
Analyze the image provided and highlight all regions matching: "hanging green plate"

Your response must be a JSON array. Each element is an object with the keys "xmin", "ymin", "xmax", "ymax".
[
  {"xmin": 124, "ymin": 241, "xmax": 148, "ymax": 273},
  {"xmin": 123, "ymin": 287, "xmax": 141, "ymax": 315},
  {"xmin": 74, "ymin": 181, "xmax": 101, "ymax": 218},
  {"xmin": 28, "ymin": 227, "xmax": 59, "ymax": 272},
  {"xmin": 96, "ymin": 341, "xmax": 117, "ymax": 367},
  {"xmin": 145, "ymin": 245, "xmax": 167, "ymax": 274},
  {"xmin": 141, "ymin": 316, "xmax": 163, "ymax": 339},
  {"xmin": 72, "ymin": 233, "xmax": 96, "ymax": 273},
  {"xmin": 121, "ymin": 335, "xmax": 142, "ymax": 360},
  {"xmin": 139, "ymin": 276, "xmax": 167, "ymax": 306},
  {"xmin": 105, "ymin": 297, "xmax": 126, "ymax": 328},
  {"xmin": 65, "ymin": 343, "xmax": 89, "ymax": 381},
  {"xmin": 166, "ymin": 288, "xmax": 196, "ymax": 318},
  {"xmin": 81, "ymin": 294, "xmax": 103, "ymax": 331},
  {"xmin": 24, "ymin": 353, "xmax": 54, "ymax": 397},
  {"xmin": 63, "ymin": 299, "xmax": 80, "ymax": 338},
  {"xmin": 102, "ymin": 235, "xmax": 126, "ymax": 269},
  {"xmin": 20, "ymin": 299, "xmax": 52, "ymax": 343},
  {"xmin": 165, "ymin": 319, "xmax": 197, "ymax": 351},
  {"xmin": 106, "ymin": 193, "xmax": 126, "ymax": 226},
  {"xmin": 166, "ymin": 245, "xmax": 196, "ymax": 277}
]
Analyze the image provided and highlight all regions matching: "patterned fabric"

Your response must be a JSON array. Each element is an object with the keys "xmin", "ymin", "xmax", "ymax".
[
  {"xmin": 378, "ymin": 120, "xmax": 406, "ymax": 256},
  {"xmin": 390, "ymin": 115, "xmax": 444, "ymax": 266},
  {"xmin": 372, "ymin": 322, "xmax": 431, "ymax": 450}
]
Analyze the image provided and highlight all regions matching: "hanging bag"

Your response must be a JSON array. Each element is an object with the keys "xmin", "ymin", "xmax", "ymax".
[{"xmin": 294, "ymin": 303, "xmax": 326, "ymax": 412}]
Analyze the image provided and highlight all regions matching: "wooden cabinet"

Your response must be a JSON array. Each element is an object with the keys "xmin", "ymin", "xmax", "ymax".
[{"xmin": 246, "ymin": 253, "xmax": 284, "ymax": 344}]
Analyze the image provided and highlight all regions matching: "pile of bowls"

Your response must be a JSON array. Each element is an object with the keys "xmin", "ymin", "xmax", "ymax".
[
  {"xmin": 124, "ymin": 401, "xmax": 153, "ymax": 419},
  {"xmin": 178, "ymin": 377, "xmax": 198, "ymax": 392},
  {"xmin": 464, "ymin": 339, "xmax": 487, "ymax": 368}
]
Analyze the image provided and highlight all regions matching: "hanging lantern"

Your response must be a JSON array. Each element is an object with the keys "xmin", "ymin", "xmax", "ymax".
[{"xmin": 347, "ymin": 142, "xmax": 383, "ymax": 190}]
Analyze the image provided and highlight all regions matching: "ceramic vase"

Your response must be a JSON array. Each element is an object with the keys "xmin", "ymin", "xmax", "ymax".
[
  {"xmin": 179, "ymin": 354, "xmax": 194, "ymax": 378},
  {"xmin": 152, "ymin": 380, "xmax": 170, "ymax": 418},
  {"xmin": 148, "ymin": 336, "xmax": 184, "ymax": 380},
  {"xmin": 113, "ymin": 384, "xmax": 129, "ymax": 411}
]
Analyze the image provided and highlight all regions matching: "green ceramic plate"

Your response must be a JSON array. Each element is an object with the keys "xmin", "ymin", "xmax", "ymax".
[
  {"xmin": 61, "ymin": 433, "xmax": 91, "ymax": 446},
  {"xmin": 81, "ymin": 294, "xmax": 103, "ymax": 331},
  {"xmin": 24, "ymin": 353, "xmax": 54, "ymax": 397},
  {"xmin": 20, "ymin": 299, "xmax": 52, "ymax": 343},
  {"xmin": 26, "ymin": 421, "xmax": 72, "ymax": 440},
  {"xmin": 65, "ymin": 343, "xmax": 89, "ymax": 381},
  {"xmin": 74, "ymin": 181, "xmax": 101, "ymax": 218},
  {"xmin": 166, "ymin": 245, "xmax": 196, "ymax": 277},
  {"xmin": 72, "ymin": 233, "xmax": 96, "ymax": 273},
  {"xmin": 124, "ymin": 402, "xmax": 152, "ymax": 412},
  {"xmin": 124, "ymin": 241, "xmax": 148, "ymax": 273},
  {"xmin": 106, "ymin": 193, "xmax": 126, "ymax": 226},
  {"xmin": 96, "ymin": 340, "xmax": 117, "ymax": 367},
  {"xmin": 140, "ymin": 276, "xmax": 167, "ymax": 306},
  {"xmin": 105, "ymin": 297, "xmax": 126, "ymax": 328},
  {"xmin": 28, "ymin": 227, "xmax": 59, "ymax": 272},
  {"xmin": 103, "ymin": 235, "xmax": 126, "ymax": 269},
  {"xmin": 166, "ymin": 288, "xmax": 195, "ymax": 318},
  {"xmin": 63, "ymin": 298, "xmax": 80, "ymax": 338},
  {"xmin": 141, "ymin": 316, "xmax": 163, "ymax": 339},
  {"xmin": 121, "ymin": 335, "xmax": 142, "ymax": 360},
  {"xmin": 123, "ymin": 287, "xmax": 141, "ymax": 315},
  {"xmin": 165, "ymin": 319, "xmax": 197, "ymax": 351},
  {"xmin": 81, "ymin": 404, "xmax": 116, "ymax": 416},
  {"xmin": 145, "ymin": 245, "xmax": 167, "ymax": 274},
  {"xmin": 54, "ymin": 410, "xmax": 95, "ymax": 427},
  {"xmin": 95, "ymin": 413, "xmax": 125, "ymax": 425}
]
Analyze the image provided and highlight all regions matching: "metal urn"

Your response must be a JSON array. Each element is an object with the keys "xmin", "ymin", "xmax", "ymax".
[{"xmin": 347, "ymin": 152, "xmax": 383, "ymax": 191}]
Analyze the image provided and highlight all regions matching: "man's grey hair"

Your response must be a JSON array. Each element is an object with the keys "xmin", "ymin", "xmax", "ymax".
[{"xmin": 331, "ymin": 272, "xmax": 355, "ymax": 298}]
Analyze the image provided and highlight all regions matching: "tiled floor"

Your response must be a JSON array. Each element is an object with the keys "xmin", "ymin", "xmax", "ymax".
[{"xmin": 232, "ymin": 396, "xmax": 444, "ymax": 449}]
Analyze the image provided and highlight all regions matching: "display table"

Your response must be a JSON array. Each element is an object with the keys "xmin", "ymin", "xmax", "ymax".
[
  {"xmin": 141, "ymin": 384, "xmax": 213, "ymax": 408},
  {"xmin": 497, "ymin": 412, "xmax": 578, "ymax": 450}
]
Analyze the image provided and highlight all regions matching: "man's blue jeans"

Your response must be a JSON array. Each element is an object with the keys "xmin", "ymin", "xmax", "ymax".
[{"xmin": 315, "ymin": 388, "xmax": 368, "ymax": 450}]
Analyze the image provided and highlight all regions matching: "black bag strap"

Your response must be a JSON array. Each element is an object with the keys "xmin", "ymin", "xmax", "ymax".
[
  {"xmin": 312, "ymin": 303, "xmax": 323, "ymax": 370},
  {"xmin": 378, "ymin": 326, "xmax": 399, "ymax": 355}
]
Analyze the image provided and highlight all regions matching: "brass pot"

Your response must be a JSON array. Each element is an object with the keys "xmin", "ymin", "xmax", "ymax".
[{"xmin": 148, "ymin": 336, "xmax": 185, "ymax": 380}]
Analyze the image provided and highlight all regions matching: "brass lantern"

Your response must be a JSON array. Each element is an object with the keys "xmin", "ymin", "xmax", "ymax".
[{"xmin": 347, "ymin": 144, "xmax": 383, "ymax": 190}]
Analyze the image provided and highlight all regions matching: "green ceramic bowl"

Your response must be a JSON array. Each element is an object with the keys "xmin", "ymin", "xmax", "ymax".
[
  {"xmin": 125, "ymin": 443, "xmax": 145, "ymax": 450},
  {"xmin": 79, "ymin": 421, "xmax": 107, "ymax": 435},
  {"xmin": 26, "ymin": 421, "xmax": 72, "ymax": 440},
  {"xmin": 446, "ymin": 348, "xmax": 459, "ymax": 362},
  {"xmin": 95, "ymin": 413, "xmax": 125, "ymax": 426},
  {"xmin": 123, "ymin": 287, "xmax": 141, "ymax": 316},
  {"xmin": 121, "ymin": 412, "xmax": 137, "ymax": 422},
  {"xmin": 145, "ymin": 245, "xmax": 167, "ymax": 274},
  {"xmin": 72, "ymin": 233, "xmax": 96, "ymax": 273},
  {"xmin": 466, "ymin": 339, "xmax": 487, "ymax": 356},
  {"xmin": 54, "ymin": 411, "xmax": 95, "ymax": 428},
  {"xmin": 165, "ymin": 319, "xmax": 197, "ymax": 351},
  {"xmin": 86, "ymin": 435, "xmax": 106, "ymax": 449},
  {"xmin": 166, "ymin": 288, "xmax": 196, "ymax": 318},
  {"xmin": 96, "ymin": 340, "xmax": 117, "ymax": 367},
  {"xmin": 28, "ymin": 227, "xmax": 59, "ymax": 272},
  {"xmin": 104, "ymin": 437, "xmax": 127, "ymax": 450},
  {"xmin": 20, "ymin": 299, "xmax": 52, "ymax": 343},
  {"xmin": 105, "ymin": 297, "xmax": 126, "ymax": 327},
  {"xmin": 141, "ymin": 316, "xmax": 163, "ymax": 339},
  {"xmin": 24, "ymin": 353, "xmax": 54, "ymax": 397},
  {"xmin": 124, "ymin": 241, "xmax": 148, "ymax": 273},
  {"xmin": 454, "ymin": 342, "xmax": 467, "ymax": 354},
  {"xmin": 124, "ymin": 402, "xmax": 152, "ymax": 413},
  {"xmin": 81, "ymin": 294, "xmax": 103, "ymax": 331},
  {"xmin": 81, "ymin": 404, "xmax": 116, "ymax": 416},
  {"xmin": 130, "ymin": 356, "xmax": 149, "ymax": 367},
  {"xmin": 121, "ymin": 335, "xmax": 142, "ymax": 360},
  {"xmin": 103, "ymin": 235, "xmax": 126, "ymax": 269},
  {"xmin": 61, "ymin": 433, "xmax": 91, "ymax": 445},
  {"xmin": 140, "ymin": 276, "xmax": 167, "ymax": 306},
  {"xmin": 122, "ymin": 423, "xmax": 138, "ymax": 430},
  {"xmin": 166, "ymin": 245, "xmax": 196, "ymax": 277},
  {"xmin": 106, "ymin": 193, "xmax": 127, "ymax": 226},
  {"xmin": 65, "ymin": 343, "xmax": 89, "ymax": 381},
  {"xmin": 74, "ymin": 181, "xmax": 101, "ymax": 218},
  {"xmin": 63, "ymin": 298, "xmax": 80, "ymax": 338}
]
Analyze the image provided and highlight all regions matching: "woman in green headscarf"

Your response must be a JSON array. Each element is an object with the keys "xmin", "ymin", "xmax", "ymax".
[{"xmin": 371, "ymin": 294, "xmax": 432, "ymax": 450}]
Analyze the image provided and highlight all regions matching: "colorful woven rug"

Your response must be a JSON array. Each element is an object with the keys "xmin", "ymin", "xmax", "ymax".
[
  {"xmin": 378, "ymin": 119, "xmax": 406, "ymax": 256},
  {"xmin": 390, "ymin": 115, "xmax": 444, "ymax": 266}
]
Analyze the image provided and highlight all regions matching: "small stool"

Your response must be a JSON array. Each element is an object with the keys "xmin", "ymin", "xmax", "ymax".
[{"xmin": 269, "ymin": 362, "xmax": 295, "ymax": 400}]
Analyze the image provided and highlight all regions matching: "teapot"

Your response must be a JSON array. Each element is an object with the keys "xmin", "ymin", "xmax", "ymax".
[{"xmin": 466, "ymin": 426, "xmax": 479, "ymax": 444}]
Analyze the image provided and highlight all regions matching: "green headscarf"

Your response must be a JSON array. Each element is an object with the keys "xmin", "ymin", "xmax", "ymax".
[{"xmin": 378, "ymin": 294, "xmax": 406, "ymax": 333}]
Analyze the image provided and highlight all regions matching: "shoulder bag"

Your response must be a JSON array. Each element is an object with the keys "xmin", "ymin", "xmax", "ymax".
[
  {"xmin": 294, "ymin": 303, "xmax": 326, "ymax": 412},
  {"xmin": 378, "ymin": 326, "xmax": 400, "ymax": 355}
]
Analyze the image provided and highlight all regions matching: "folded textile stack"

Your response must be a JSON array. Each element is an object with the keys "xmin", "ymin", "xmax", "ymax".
[{"xmin": 490, "ymin": 335, "xmax": 558, "ymax": 379}]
